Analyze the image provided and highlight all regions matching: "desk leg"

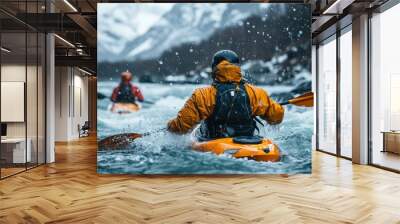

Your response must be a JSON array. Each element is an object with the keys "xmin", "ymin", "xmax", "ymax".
[{"xmin": 382, "ymin": 133, "xmax": 386, "ymax": 153}]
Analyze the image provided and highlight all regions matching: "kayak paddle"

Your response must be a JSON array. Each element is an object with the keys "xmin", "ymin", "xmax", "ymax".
[
  {"xmin": 279, "ymin": 92, "xmax": 313, "ymax": 107},
  {"xmin": 98, "ymin": 128, "xmax": 167, "ymax": 149},
  {"xmin": 99, "ymin": 92, "xmax": 314, "ymax": 149}
]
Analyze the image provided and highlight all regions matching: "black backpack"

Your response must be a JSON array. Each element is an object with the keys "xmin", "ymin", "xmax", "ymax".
[
  {"xmin": 203, "ymin": 81, "xmax": 257, "ymax": 138},
  {"xmin": 115, "ymin": 83, "xmax": 136, "ymax": 103}
]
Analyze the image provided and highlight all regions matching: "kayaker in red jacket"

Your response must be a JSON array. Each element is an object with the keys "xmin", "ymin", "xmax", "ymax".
[{"xmin": 110, "ymin": 70, "xmax": 144, "ymax": 104}]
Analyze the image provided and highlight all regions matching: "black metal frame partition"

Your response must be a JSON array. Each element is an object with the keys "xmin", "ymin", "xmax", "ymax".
[
  {"xmin": 315, "ymin": 24, "xmax": 353, "ymax": 161},
  {"xmin": 0, "ymin": 1, "xmax": 47, "ymax": 180}
]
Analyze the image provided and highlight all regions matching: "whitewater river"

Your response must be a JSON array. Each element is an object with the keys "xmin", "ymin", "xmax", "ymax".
[{"xmin": 97, "ymin": 82, "xmax": 313, "ymax": 174}]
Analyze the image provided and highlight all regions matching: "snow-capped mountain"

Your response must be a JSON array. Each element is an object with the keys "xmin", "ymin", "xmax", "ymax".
[
  {"xmin": 98, "ymin": 3, "xmax": 276, "ymax": 62},
  {"xmin": 97, "ymin": 3, "xmax": 174, "ymax": 61}
]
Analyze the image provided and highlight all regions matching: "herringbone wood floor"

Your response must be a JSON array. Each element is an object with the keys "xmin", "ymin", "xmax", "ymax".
[{"xmin": 1, "ymin": 136, "xmax": 400, "ymax": 224}]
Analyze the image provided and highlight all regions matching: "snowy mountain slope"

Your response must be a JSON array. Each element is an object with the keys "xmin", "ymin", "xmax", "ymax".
[
  {"xmin": 98, "ymin": 3, "xmax": 174, "ymax": 61},
  {"xmin": 99, "ymin": 3, "xmax": 279, "ymax": 62}
]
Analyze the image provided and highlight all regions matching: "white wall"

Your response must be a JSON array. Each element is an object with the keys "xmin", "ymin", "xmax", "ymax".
[
  {"xmin": 0, "ymin": 65, "xmax": 42, "ymax": 138},
  {"xmin": 71, "ymin": 73, "xmax": 89, "ymax": 138},
  {"xmin": 54, "ymin": 67, "xmax": 89, "ymax": 141},
  {"xmin": 1, "ymin": 65, "xmax": 26, "ymax": 139},
  {"xmin": 1, "ymin": 63, "xmax": 46, "ymax": 164},
  {"xmin": 55, "ymin": 66, "xmax": 69, "ymax": 141}
]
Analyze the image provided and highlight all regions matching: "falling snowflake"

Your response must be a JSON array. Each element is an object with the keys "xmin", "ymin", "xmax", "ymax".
[{"xmin": 298, "ymin": 30, "xmax": 303, "ymax": 37}]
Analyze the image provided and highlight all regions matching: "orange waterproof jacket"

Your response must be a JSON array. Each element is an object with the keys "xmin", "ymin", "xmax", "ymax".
[{"xmin": 167, "ymin": 60, "xmax": 284, "ymax": 134}]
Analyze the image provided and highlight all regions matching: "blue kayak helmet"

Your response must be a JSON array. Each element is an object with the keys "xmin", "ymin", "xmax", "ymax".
[{"xmin": 211, "ymin": 50, "xmax": 240, "ymax": 71}]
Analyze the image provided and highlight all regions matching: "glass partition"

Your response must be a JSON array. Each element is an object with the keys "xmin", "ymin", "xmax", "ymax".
[
  {"xmin": 1, "ymin": 31, "xmax": 28, "ymax": 177},
  {"xmin": 339, "ymin": 28, "xmax": 352, "ymax": 158},
  {"xmin": 370, "ymin": 3, "xmax": 400, "ymax": 171},
  {"xmin": 317, "ymin": 36, "xmax": 337, "ymax": 154},
  {"xmin": 0, "ymin": 1, "xmax": 46, "ymax": 179}
]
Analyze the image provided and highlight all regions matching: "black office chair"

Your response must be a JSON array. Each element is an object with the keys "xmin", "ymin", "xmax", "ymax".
[{"xmin": 79, "ymin": 121, "xmax": 90, "ymax": 138}]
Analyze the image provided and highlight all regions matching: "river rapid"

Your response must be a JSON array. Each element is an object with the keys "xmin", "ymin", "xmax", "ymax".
[{"xmin": 97, "ymin": 82, "xmax": 313, "ymax": 174}]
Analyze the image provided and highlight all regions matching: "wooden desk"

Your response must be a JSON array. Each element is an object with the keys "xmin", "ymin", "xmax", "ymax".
[
  {"xmin": 1, "ymin": 138, "xmax": 31, "ymax": 163},
  {"xmin": 382, "ymin": 131, "xmax": 400, "ymax": 154}
]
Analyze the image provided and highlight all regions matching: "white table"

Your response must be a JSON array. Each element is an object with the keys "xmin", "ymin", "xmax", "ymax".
[{"xmin": 1, "ymin": 138, "xmax": 31, "ymax": 163}]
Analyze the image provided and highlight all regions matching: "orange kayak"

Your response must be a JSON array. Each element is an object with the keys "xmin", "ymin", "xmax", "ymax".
[
  {"xmin": 191, "ymin": 128, "xmax": 281, "ymax": 162},
  {"xmin": 111, "ymin": 103, "xmax": 140, "ymax": 114}
]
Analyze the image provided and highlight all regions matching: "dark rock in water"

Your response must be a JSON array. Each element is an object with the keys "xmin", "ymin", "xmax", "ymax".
[
  {"xmin": 98, "ymin": 92, "xmax": 108, "ymax": 100},
  {"xmin": 291, "ymin": 80, "xmax": 311, "ymax": 95}
]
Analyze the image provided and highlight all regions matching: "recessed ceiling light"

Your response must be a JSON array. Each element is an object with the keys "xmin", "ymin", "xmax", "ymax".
[
  {"xmin": 63, "ymin": 0, "xmax": 78, "ymax": 12},
  {"xmin": 1, "ymin": 47, "xmax": 11, "ymax": 53},
  {"xmin": 54, "ymin": 34, "xmax": 75, "ymax": 48},
  {"xmin": 78, "ymin": 67, "xmax": 92, "ymax": 76}
]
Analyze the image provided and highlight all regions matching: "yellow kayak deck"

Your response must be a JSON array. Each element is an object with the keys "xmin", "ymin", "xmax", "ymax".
[
  {"xmin": 111, "ymin": 103, "xmax": 140, "ymax": 114},
  {"xmin": 192, "ymin": 135, "xmax": 281, "ymax": 162}
]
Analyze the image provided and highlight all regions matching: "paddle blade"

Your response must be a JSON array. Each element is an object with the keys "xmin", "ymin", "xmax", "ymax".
[
  {"xmin": 98, "ymin": 133, "xmax": 142, "ymax": 150},
  {"xmin": 98, "ymin": 128, "xmax": 167, "ymax": 150},
  {"xmin": 287, "ymin": 92, "xmax": 314, "ymax": 107}
]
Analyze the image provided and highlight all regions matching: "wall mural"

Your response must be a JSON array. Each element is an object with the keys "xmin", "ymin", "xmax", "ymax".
[{"xmin": 97, "ymin": 3, "xmax": 313, "ymax": 174}]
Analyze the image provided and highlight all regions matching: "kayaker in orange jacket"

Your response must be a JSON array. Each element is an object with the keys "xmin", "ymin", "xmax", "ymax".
[{"xmin": 167, "ymin": 50, "xmax": 284, "ymax": 138}]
